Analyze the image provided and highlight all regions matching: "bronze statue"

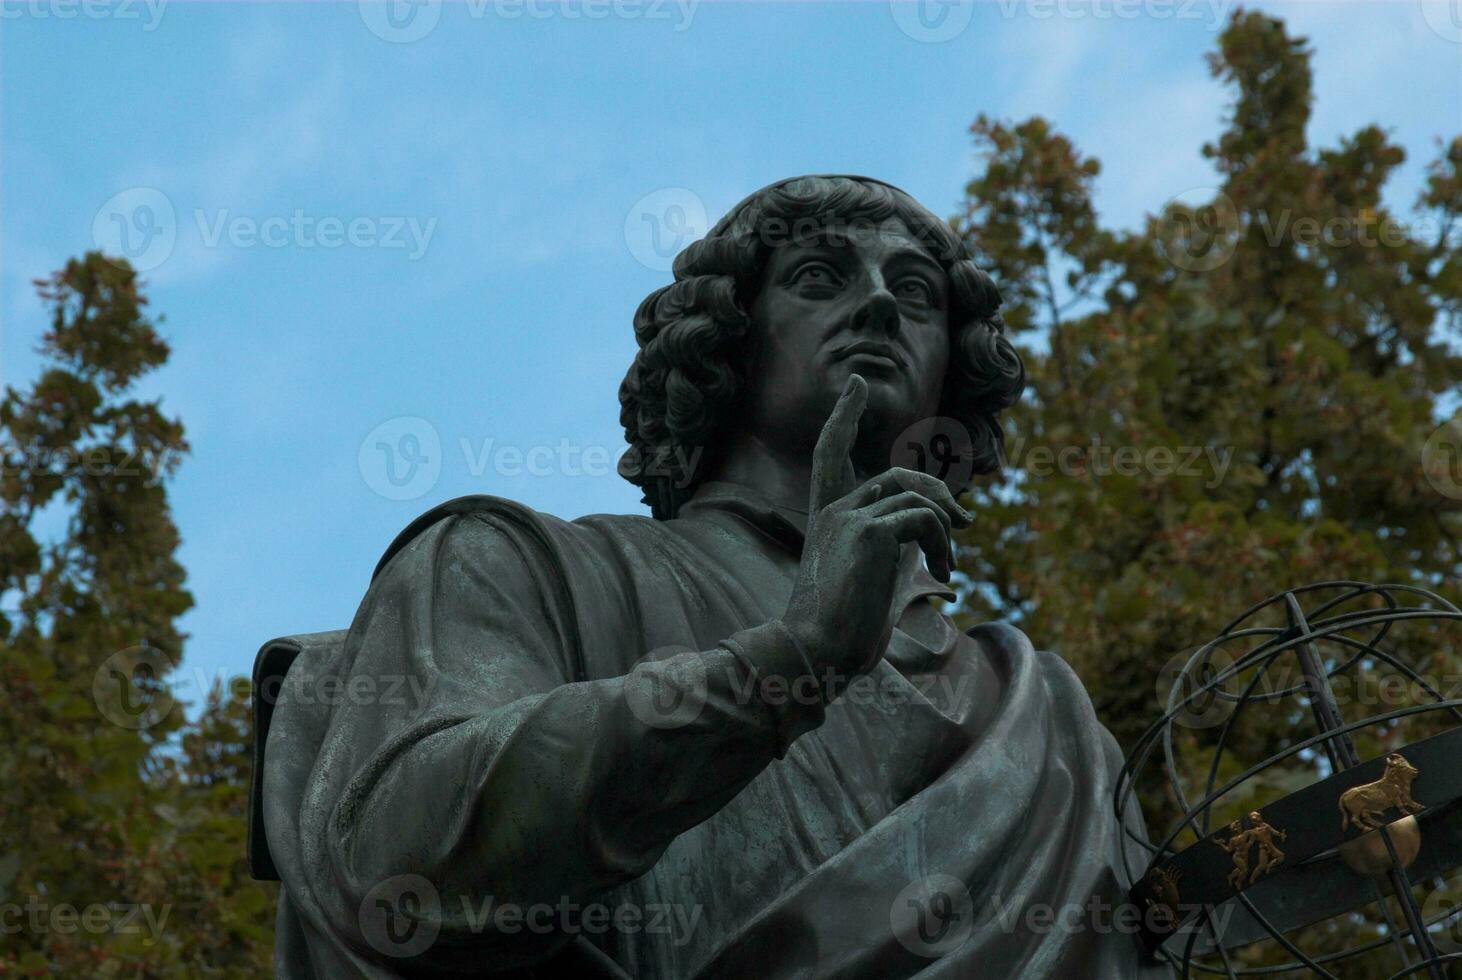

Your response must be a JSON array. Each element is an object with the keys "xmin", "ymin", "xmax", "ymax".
[
  {"xmin": 256, "ymin": 176, "xmax": 1170, "ymax": 978},
  {"xmin": 1218, "ymin": 811, "xmax": 1288, "ymax": 890},
  {"xmin": 1339, "ymin": 752, "xmax": 1423, "ymax": 832}
]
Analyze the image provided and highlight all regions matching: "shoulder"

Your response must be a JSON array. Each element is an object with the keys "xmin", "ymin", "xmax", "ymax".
[
  {"xmin": 372, "ymin": 494, "xmax": 607, "ymax": 578},
  {"xmin": 964, "ymin": 620, "xmax": 1100, "ymax": 704},
  {"xmin": 363, "ymin": 497, "xmax": 673, "ymax": 682},
  {"xmin": 964, "ymin": 620, "xmax": 1037, "ymax": 658},
  {"xmin": 968, "ymin": 620, "xmax": 1126, "ymax": 756},
  {"xmin": 370, "ymin": 494, "xmax": 673, "ymax": 586}
]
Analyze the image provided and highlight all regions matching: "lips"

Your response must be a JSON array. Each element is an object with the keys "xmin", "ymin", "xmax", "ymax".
[{"xmin": 834, "ymin": 341, "xmax": 905, "ymax": 368}]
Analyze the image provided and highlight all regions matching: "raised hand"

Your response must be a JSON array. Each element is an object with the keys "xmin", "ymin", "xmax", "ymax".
[{"xmin": 780, "ymin": 374, "xmax": 973, "ymax": 685}]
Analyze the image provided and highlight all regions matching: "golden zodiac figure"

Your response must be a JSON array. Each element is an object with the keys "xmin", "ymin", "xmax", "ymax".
[
  {"xmin": 1141, "ymin": 864, "xmax": 1184, "ymax": 927},
  {"xmin": 1219, "ymin": 819, "xmax": 1251, "ymax": 889},
  {"xmin": 1339, "ymin": 753, "xmax": 1423, "ymax": 833},
  {"xmin": 1217, "ymin": 811, "xmax": 1287, "ymax": 890}
]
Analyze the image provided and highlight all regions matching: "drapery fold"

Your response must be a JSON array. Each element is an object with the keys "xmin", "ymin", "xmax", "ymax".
[{"xmin": 263, "ymin": 486, "xmax": 1169, "ymax": 978}]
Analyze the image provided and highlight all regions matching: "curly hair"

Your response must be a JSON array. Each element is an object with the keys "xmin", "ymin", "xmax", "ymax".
[{"xmin": 618, "ymin": 174, "xmax": 1025, "ymax": 520}]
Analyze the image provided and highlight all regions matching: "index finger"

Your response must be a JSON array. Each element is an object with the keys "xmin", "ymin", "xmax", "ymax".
[{"xmin": 809, "ymin": 373, "xmax": 867, "ymax": 514}]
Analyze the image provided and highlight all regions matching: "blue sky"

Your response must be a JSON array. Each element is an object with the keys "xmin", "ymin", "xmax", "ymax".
[{"xmin": 2, "ymin": 0, "xmax": 1459, "ymax": 711}]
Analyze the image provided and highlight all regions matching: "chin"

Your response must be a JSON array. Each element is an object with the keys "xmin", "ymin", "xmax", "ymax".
[{"xmin": 859, "ymin": 375, "xmax": 922, "ymax": 424}]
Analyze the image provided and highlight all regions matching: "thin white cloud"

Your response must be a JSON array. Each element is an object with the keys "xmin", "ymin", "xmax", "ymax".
[{"xmin": 147, "ymin": 63, "xmax": 346, "ymax": 286}]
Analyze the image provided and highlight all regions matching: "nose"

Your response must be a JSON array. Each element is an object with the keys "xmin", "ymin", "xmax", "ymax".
[{"xmin": 851, "ymin": 287, "xmax": 900, "ymax": 338}]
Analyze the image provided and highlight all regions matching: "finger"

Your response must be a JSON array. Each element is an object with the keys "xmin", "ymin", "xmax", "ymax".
[
  {"xmin": 885, "ymin": 467, "xmax": 973, "ymax": 526},
  {"xmin": 863, "ymin": 490, "xmax": 954, "ymax": 544},
  {"xmin": 866, "ymin": 492, "xmax": 954, "ymax": 580},
  {"xmin": 871, "ymin": 508, "xmax": 953, "ymax": 583},
  {"xmin": 809, "ymin": 373, "xmax": 868, "ymax": 514},
  {"xmin": 867, "ymin": 495, "xmax": 953, "ymax": 579},
  {"xmin": 847, "ymin": 467, "xmax": 972, "ymax": 526}
]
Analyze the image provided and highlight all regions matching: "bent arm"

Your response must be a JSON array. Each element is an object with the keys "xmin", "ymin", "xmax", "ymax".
[{"xmin": 298, "ymin": 513, "xmax": 821, "ymax": 972}]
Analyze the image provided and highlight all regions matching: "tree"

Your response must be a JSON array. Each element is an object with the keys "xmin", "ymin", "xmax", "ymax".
[
  {"xmin": 0, "ymin": 254, "xmax": 274, "ymax": 976},
  {"xmin": 953, "ymin": 11, "xmax": 1462, "ymax": 975}
]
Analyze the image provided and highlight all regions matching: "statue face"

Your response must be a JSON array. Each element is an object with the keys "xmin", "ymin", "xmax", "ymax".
[{"xmin": 743, "ymin": 215, "xmax": 951, "ymax": 468}]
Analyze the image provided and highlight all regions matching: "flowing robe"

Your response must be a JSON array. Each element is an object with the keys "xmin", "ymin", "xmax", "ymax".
[{"xmin": 262, "ymin": 482, "xmax": 1171, "ymax": 978}]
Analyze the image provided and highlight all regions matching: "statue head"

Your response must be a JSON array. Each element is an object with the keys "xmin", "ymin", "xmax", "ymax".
[
  {"xmin": 619, "ymin": 174, "xmax": 1026, "ymax": 519},
  {"xmin": 1385, "ymin": 753, "xmax": 1419, "ymax": 783}
]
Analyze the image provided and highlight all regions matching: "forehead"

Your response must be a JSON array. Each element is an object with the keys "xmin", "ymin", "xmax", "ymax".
[{"xmin": 761, "ymin": 214, "xmax": 942, "ymax": 266}]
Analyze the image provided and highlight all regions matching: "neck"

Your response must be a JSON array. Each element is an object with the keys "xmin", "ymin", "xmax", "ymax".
[
  {"xmin": 707, "ymin": 428, "xmax": 884, "ymax": 523},
  {"xmin": 707, "ymin": 431, "xmax": 814, "ymax": 516}
]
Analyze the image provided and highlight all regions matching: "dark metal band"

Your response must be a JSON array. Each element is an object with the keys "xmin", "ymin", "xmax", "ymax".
[{"xmin": 1131, "ymin": 726, "xmax": 1462, "ymax": 954}]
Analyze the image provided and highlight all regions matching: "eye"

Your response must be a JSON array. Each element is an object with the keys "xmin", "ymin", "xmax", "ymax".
[
  {"xmin": 789, "ymin": 261, "xmax": 842, "ymax": 290},
  {"xmin": 894, "ymin": 276, "xmax": 935, "ymax": 304}
]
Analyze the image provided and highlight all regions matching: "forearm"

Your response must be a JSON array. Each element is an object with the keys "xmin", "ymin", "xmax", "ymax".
[{"xmin": 327, "ymin": 620, "xmax": 823, "ymax": 962}]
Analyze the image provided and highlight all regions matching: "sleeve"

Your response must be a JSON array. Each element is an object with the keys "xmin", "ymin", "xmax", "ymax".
[{"xmin": 290, "ymin": 511, "xmax": 824, "ymax": 974}]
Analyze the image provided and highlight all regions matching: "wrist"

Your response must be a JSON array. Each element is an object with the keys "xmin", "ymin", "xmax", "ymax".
[
  {"xmin": 781, "ymin": 614, "xmax": 866, "ymax": 690},
  {"xmin": 720, "ymin": 620, "xmax": 827, "ymax": 756}
]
